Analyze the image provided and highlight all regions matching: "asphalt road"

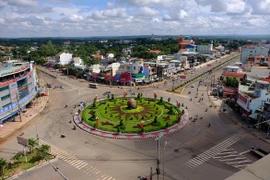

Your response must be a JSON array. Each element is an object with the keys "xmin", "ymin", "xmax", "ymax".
[{"xmin": 1, "ymin": 54, "xmax": 270, "ymax": 180}]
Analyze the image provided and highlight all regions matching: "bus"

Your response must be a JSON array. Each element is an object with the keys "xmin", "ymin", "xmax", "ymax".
[{"xmin": 89, "ymin": 83, "xmax": 98, "ymax": 89}]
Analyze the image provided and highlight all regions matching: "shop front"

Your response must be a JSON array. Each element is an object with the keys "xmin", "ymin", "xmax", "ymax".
[{"xmin": 120, "ymin": 72, "xmax": 131, "ymax": 85}]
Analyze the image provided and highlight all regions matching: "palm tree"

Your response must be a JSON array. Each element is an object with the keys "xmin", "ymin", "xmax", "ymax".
[
  {"xmin": 0, "ymin": 158, "xmax": 8, "ymax": 178},
  {"xmin": 37, "ymin": 144, "xmax": 51, "ymax": 160},
  {"xmin": 28, "ymin": 138, "xmax": 38, "ymax": 153}
]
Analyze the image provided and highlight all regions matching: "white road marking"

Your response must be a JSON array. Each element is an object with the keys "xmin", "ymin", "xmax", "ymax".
[
  {"xmin": 39, "ymin": 139, "xmax": 116, "ymax": 179},
  {"xmin": 186, "ymin": 132, "xmax": 244, "ymax": 168}
]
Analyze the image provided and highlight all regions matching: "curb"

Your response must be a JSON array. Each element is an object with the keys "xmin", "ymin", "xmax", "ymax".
[{"xmin": 7, "ymin": 158, "xmax": 58, "ymax": 180}]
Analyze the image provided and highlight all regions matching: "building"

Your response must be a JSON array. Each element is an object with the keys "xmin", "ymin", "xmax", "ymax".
[
  {"xmin": 73, "ymin": 57, "xmax": 83, "ymax": 66},
  {"xmin": 56, "ymin": 52, "xmax": 73, "ymax": 65},
  {"xmin": 223, "ymin": 66, "xmax": 241, "ymax": 73},
  {"xmin": 246, "ymin": 55, "xmax": 270, "ymax": 66},
  {"xmin": 241, "ymin": 44, "xmax": 269, "ymax": 64},
  {"xmin": 178, "ymin": 36, "xmax": 195, "ymax": 49},
  {"xmin": 0, "ymin": 61, "xmax": 37, "ymax": 123},
  {"xmin": 223, "ymin": 72, "xmax": 247, "ymax": 82},
  {"xmin": 150, "ymin": 50, "xmax": 161, "ymax": 54},
  {"xmin": 197, "ymin": 42, "xmax": 213, "ymax": 54}
]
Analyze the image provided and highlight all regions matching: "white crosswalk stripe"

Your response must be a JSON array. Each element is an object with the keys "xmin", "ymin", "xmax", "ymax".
[
  {"xmin": 39, "ymin": 139, "xmax": 116, "ymax": 180},
  {"xmin": 213, "ymin": 148, "xmax": 252, "ymax": 169},
  {"xmin": 185, "ymin": 132, "xmax": 244, "ymax": 168}
]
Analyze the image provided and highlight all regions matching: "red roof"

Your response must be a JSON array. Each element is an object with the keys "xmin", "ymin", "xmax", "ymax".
[
  {"xmin": 261, "ymin": 76, "xmax": 270, "ymax": 83},
  {"xmin": 150, "ymin": 50, "xmax": 161, "ymax": 53},
  {"xmin": 224, "ymin": 72, "xmax": 246, "ymax": 78}
]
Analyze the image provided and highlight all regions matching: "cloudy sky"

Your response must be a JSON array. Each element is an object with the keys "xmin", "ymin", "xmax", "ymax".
[{"xmin": 0, "ymin": 0, "xmax": 270, "ymax": 37}]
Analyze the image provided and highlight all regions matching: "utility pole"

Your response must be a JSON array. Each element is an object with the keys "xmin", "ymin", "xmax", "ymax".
[
  {"xmin": 155, "ymin": 135, "xmax": 162, "ymax": 180},
  {"xmin": 16, "ymin": 91, "xmax": 22, "ymax": 122},
  {"xmin": 150, "ymin": 167, "xmax": 153, "ymax": 180},
  {"xmin": 163, "ymin": 141, "xmax": 167, "ymax": 180},
  {"xmin": 130, "ymin": 62, "xmax": 133, "ymax": 98}
]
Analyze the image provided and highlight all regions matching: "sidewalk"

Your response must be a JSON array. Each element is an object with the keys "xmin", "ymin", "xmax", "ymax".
[
  {"xmin": 208, "ymin": 91, "xmax": 270, "ymax": 144},
  {"xmin": 0, "ymin": 82, "xmax": 49, "ymax": 140}
]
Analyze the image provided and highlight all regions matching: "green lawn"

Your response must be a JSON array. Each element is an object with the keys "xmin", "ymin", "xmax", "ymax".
[
  {"xmin": 82, "ymin": 97, "xmax": 182, "ymax": 133},
  {"xmin": 3, "ymin": 149, "xmax": 54, "ymax": 178}
]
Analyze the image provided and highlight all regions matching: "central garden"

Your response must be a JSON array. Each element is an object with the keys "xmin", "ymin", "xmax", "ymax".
[{"xmin": 81, "ymin": 93, "xmax": 184, "ymax": 133}]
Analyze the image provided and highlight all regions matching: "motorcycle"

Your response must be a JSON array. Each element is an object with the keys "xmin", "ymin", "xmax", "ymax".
[
  {"xmin": 188, "ymin": 91, "xmax": 191, "ymax": 94},
  {"xmin": 73, "ymin": 125, "xmax": 76, "ymax": 130},
  {"xmin": 200, "ymin": 117, "xmax": 203, "ymax": 119},
  {"xmin": 60, "ymin": 134, "xmax": 66, "ymax": 138},
  {"xmin": 207, "ymin": 123, "xmax": 211, "ymax": 127},
  {"xmin": 205, "ymin": 108, "xmax": 208, "ymax": 112}
]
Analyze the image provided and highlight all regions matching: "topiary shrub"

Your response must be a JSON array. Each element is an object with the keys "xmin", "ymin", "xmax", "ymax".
[{"xmin": 127, "ymin": 98, "xmax": 137, "ymax": 109}]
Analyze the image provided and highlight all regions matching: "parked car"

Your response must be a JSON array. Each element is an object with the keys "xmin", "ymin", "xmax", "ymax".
[
  {"xmin": 191, "ymin": 84, "xmax": 195, "ymax": 88},
  {"xmin": 103, "ymin": 91, "xmax": 112, "ymax": 96}
]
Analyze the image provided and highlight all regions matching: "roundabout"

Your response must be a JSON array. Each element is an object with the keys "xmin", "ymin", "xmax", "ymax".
[{"xmin": 76, "ymin": 93, "xmax": 190, "ymax": 139}]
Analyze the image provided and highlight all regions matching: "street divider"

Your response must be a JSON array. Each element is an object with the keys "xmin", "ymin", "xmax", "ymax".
[
  {"xmin": 167, "ymin": 54, "xmax": 240, "ymax": 94},
  {"xmin": 36, "ymin": 68, "xmax": 57, "ymax": 79}
]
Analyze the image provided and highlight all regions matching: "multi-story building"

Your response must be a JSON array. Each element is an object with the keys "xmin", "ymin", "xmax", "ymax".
[
  {"xmin": 246, "ymin": 55, "xmax": 270, "ymax": 66},
  {"xmin": 0, "ymin": 61, "xmax": 37, "ymax": 123},
  {"xmin": 241, "ymin": 44, "xmax": 269, "ymax": 63}
]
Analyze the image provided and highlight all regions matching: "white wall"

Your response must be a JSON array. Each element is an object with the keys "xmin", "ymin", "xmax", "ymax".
[{"xmin": 59, "ymin": 53, "xmax": 73, "ymax": 65}]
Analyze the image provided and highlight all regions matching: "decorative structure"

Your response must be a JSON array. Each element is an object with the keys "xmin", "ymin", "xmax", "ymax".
[{"xmin": 127, "ymin": 98, "xmax": 137, "ymax": 109}]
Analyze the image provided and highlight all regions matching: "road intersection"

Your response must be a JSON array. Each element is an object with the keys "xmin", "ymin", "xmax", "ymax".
[{"xmin": 1, "ymin": 54, "xmax": 270, "ymax": 180}]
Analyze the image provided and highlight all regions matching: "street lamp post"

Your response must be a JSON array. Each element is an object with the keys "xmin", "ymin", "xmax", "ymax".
[
  {"xmin": 130, "ymin": 63, "xmax": 133, "ymax": 98},
  {"xmin": 163, "ymin": 141, "xmax": 167, "ymax": 180}
]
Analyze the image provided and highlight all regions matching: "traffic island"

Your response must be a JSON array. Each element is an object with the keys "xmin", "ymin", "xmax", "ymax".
[{"xmin": 74, "ymin": 94, "xmax": 190, "ymax": 139}]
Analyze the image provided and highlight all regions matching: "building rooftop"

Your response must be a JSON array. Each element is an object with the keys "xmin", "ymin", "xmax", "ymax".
[
  {"xmin": 224, "ymin": 72, "xmax": 246, "ymax": 78},
  {"xmin": 0, "ymin": 62, "xmax": 30, "ymax": 77},
  {"xmin": 226, "ymin": 154, "xmax": 270, "ymax": 180}
]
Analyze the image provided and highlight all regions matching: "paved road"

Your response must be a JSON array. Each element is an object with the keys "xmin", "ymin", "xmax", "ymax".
[{"xmin": 2, "ymin": 53, "xmax": 270, "ymax": 180}]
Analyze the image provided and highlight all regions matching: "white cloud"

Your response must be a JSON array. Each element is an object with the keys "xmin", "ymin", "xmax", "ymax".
[{"xmin": 0, "ymin": 0, "xmax": 270, "ymax": 37}]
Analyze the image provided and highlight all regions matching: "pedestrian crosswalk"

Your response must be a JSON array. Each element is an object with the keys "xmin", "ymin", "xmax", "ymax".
[
  {"xmin": 185, "ymin": 132, "xmax": 244, "ymax": 169},
  {"xmin": 39, "ymin": 139, "xmax": 116, "ymax": 180},
  {"xmin": 213, "ymin": 148, "xmax": 252, "ymax": 169}
]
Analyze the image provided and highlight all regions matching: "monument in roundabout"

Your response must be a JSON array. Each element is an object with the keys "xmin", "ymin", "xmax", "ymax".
[{"xmin": 81, "ymin": 92, "xmax": 184, "ymax": 133}]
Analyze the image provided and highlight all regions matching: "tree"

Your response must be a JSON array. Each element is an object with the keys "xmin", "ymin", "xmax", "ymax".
[
  {"xmin": 28, "ymin": 138, "xmax": 38, "ymax": 153},
  {"xmin": 0, "ymin": 158, "xmax": 8, "ymax": 177},
  {"xmin": 37, "ymin": 144, "xmax": 51, "ymax": 159}
]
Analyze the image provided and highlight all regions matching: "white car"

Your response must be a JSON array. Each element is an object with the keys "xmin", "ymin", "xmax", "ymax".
[{"xmin": 191, "ymin": 84, "xmax": 195, "ymax": 88}]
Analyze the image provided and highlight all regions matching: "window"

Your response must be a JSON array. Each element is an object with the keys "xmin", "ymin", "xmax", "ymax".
[
  {"xmin": 0, "ymin": 86, "xmax": 9, "ymax": 92},
  {"xmin": 1, "ymin": 94, "xmax": 10, "ymax": 101}
]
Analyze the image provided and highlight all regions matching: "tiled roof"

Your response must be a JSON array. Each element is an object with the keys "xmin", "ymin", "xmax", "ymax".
[{"xmin": 224, "ymin": 72, "xmax": 246, "ymax": 78}]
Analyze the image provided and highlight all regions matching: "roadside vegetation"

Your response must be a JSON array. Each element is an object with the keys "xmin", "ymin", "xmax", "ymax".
[{"xmin": 0, "ymin": 138, "xmax": 53, "ymax": 179}]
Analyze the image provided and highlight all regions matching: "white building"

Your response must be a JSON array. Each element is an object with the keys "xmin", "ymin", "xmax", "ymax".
[
  {"xmin": 73, "ymin": 57, "xmax": 83, "ymax": 66},
  {"xmin": 57, "ymin": 52, "xmax": 73, "ymax": 65},
  {"xmin": 241, "ymin": 45, "xmax": 269, "ymax": 64},
  {"xmin": 197, "ymin": 43, "xmax": 213, "ymax": 54}
]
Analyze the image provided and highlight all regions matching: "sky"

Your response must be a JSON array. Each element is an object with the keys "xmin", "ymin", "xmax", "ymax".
[{"xmin": 0, "ymin": 0, "xmax": 270, "ymax": 37}]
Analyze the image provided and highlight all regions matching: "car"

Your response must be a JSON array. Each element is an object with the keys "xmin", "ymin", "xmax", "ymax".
[
  {"xmin": 103, "ymin": 91, "xmax": 112, "ymax": 96},
  {"xmin": 191, "ymin": 84, "xmax": 195, "ymax": 88}
]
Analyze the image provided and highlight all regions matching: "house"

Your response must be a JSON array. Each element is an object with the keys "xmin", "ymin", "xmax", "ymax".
[
  {"xmin": 63, "ymin": 41, "xmax": 70, "ymax": 45},
  {"xmin": 150, "ymin": 50, "xmax": 161, "ymax": 54},
  {"xmin": 223, "ymin": 72, "xmax": 247, "ymax": 82},
  {"xmin": 237, "ymin": 81, "xmax": 270, "ymax": 116},
  {"xmin": 106, "ymin": 53, "xmax": 114, "ymax": 59},
  {"xmin": 92, "ymin": 54, "xmax": 104, "ymax": 60},
  {"xmin": 73, "ymin": 57, "xmax": 83, "ymax": 66},
  {"xmin": 122, "ymin": 48, "xmax": 131, "ymax": 54},
  {"xmin": 246, "ymin": 55, "xmax": 270, "ymax": 65},
  {"xmin": 241, "ymin": 44, "xmax": 269, "ymax": 63},
  {"xmin": 56, "ymin": 52, "xmax": 73, "ymax": 65}
]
